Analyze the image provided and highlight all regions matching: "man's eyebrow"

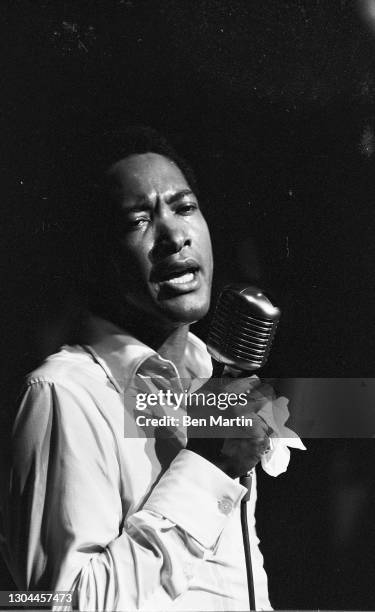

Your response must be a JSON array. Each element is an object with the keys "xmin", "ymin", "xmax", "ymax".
[
  {"xmin": 122, "ymin": 189, "xmax": 196, "ymax": 212},
  {"xmin": 166, "ymin": 189, "xmax": 196, "ymax": 204},
  {"xmin": 123, "ymin": 198, "xmax": 153, "ymax": 213}
]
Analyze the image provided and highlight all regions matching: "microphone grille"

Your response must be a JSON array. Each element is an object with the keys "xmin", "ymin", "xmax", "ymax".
[{"xmin": 207, "ymin": 285, "xmax": 281, "ymax": 371}]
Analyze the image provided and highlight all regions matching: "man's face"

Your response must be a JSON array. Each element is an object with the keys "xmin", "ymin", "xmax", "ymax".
[{"xmin": 106, "ymin": 153, "xmax": 213, "ymax": 325}]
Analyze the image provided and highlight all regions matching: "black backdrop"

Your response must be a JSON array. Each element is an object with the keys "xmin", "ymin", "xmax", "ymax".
[{"xmin": 2, "ymin": 1, "xmax": 375, "ymax": 609}]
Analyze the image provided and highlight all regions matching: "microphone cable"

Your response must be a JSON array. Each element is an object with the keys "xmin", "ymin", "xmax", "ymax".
[{"xmin": 240, "ymin": 471, "xmax": 256, "ymax": 611}]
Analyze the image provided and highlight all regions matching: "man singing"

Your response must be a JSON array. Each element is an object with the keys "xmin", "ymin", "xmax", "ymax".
[{"xmin": 0, "ymin": 127, "xmax": 295, "ymax": 610}]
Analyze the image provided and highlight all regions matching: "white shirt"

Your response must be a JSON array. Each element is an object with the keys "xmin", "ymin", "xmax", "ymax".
[{"xmin": 0, "ymin": 315, "xmax": 272, "ymax": 611}]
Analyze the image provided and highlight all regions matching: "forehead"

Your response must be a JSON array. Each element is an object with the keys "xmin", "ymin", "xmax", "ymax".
[{"xmin": 107, "ymin": 153, "xmax": 190, "ymax": 198}]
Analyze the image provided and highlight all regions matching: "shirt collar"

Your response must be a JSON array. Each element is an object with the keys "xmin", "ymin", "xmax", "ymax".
[{"xmin": 81, "ymin": 314, "xmax": 213, "ymax": 393}]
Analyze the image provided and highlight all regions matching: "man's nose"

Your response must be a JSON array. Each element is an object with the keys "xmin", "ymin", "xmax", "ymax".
[{"xmin": 151, "ymin": 214, "xmax": 191, "ymax": 260}]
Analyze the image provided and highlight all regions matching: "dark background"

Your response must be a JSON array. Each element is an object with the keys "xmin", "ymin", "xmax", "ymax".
[{"xmin": 1, "ymin": 1, "xmax": 375, "ymax": 609}]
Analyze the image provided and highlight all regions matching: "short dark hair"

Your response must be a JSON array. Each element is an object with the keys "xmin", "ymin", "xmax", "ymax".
[{"xmin": 83, "ymin": 124, "xmax": 198, "ymax": 196}]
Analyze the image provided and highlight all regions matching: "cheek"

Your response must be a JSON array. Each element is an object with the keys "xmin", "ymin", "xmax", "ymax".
[
  {"xmin": 120, "ymin": 237, "xmax": 152, "ymax": 281},
  {"xmin": 199, "ymin": 225, "xmax": 214, "ymax": 272}
]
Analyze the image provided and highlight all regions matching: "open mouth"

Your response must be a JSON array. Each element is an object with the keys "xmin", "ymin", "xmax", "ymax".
[
  {"xmin": 163, "ymin": 272, "xmax": 197, "ymax": 291},
  {"xmin": 151, "ymin": 260, "xmax": 200, "ymax": 293}
]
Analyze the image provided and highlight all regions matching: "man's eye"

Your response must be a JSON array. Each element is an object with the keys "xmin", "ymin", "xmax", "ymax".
[
  {"xmin": 177, "ymin": 203, "xmax": 198, "ymax": 215},
  {"xmin": 127, "ymin": 216, "xmax": 151, "ymax": 229}
]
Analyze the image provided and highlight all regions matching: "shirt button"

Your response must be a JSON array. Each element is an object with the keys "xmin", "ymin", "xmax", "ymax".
[{"xmin": 218, "ymin": 496, "xmax": 233, "ymax": 515}]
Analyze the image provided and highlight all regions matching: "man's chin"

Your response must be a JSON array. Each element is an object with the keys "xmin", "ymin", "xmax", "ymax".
[
  {"xmin": 157, "ymin": 293, "xmax": 210, "ymax": 325},
  {"xmin": 123, "ymin": 289, "xmax": 210, "ymax": 327}
]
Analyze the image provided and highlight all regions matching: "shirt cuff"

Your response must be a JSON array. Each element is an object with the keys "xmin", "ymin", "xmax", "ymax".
[{"xmin": 143, "ymin": 449, "xmax": 246, "ymax": 549}]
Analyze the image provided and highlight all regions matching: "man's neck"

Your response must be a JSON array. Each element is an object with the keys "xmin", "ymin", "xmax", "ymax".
[
  {"xmin": 91, "ymin": 303, "xmax": 191, "ymax": 378},
  {"xmin": 157, "ymin": 325, "xmax": 190, "ymax": 378}
]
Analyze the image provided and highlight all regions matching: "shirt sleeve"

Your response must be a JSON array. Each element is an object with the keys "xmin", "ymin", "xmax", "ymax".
[{"xmin": 3, "ymin": 380, "xmax": 250, "ymax": 611}]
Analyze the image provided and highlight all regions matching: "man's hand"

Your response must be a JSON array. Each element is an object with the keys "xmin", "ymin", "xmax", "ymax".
[{"xmin": 186, "ymin": 376, "xmax": 273, "ymax": 479}]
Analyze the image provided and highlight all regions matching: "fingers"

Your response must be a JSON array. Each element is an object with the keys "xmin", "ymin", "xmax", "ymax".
[{"xmin": 220, "ymin": 434, "xmax": 271, "ymax": 474}]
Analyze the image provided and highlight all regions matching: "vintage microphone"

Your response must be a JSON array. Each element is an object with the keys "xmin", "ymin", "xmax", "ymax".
[
  {"xmin": 207, "ymin": 285, "xmax": 281, "ymax": 611},
  {"xmin": 207, "ymin": 285, "xmax": 280, "ymax": 373}
]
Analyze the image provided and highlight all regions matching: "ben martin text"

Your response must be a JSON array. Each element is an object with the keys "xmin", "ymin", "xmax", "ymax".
[{"xmin": 135, "ymin": 415, "xmax": 253, "ymax": 428}]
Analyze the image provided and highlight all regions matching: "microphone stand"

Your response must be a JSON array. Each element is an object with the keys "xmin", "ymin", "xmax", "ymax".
[
  {"xmin": 212, "ymin": 360, "xmax": 256, "ymax": 611},
  {"xmin": 240, "ymin": 472, "xmax": 256, "ymax": 611}
]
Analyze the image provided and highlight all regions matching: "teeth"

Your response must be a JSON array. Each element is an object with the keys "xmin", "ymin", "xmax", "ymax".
[{"xmin": 165, "ymin": 272, "xmax": 195, "ymax": 285}]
